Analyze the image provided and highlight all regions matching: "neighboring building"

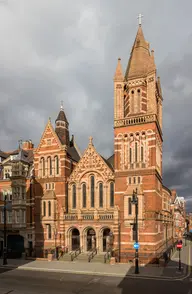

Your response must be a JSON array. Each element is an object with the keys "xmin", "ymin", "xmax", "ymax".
[
  {"xmin": 0, "ymin": 142, "xmax": 34, "ymax": 257},
  {"xmin": 186, "ymin": 212, "xmax": 192, "ymax": 233},
  {"xmin": 0, "ymin": 22, "xmax": 187, "ymax": 263},
  {"xmin": 171, "ymin": 192, "xmax": 186, "ymax": 239}
]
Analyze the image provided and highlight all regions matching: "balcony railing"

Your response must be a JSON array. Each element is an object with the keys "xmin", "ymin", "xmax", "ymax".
[
  {"xmin": 64, "ymin": 214, "xmax": 78, "ymax": 220},
  {"xmin": 64, "ymin": 211, "xmax": 114, "ymax": 221}
]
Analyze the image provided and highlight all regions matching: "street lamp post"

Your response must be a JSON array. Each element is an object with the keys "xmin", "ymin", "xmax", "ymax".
[
  {"xmin": 131, "ymin": 188, "xmax": 139, "ymax": 274},
  {"xmin": 3, "ymin": 194, "xmax": 7, "ymax": 265}
]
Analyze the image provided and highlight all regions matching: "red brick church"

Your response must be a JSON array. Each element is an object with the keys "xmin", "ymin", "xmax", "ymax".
[{"xmin": 31, "ymin": 22, "xmax": 176, "ymax": 263}]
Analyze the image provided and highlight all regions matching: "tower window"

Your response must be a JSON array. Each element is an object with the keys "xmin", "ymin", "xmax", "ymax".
[
  {"xmin": 131, "ymin": 90, "xmax": 134, "ymax": 94},
  {"xmin": 137, "ymin": 89, "xmax": 140, "ymax": 93}
]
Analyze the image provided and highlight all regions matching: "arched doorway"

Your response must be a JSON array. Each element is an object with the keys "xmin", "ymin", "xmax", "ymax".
[
  {"xmin": 87, "ymin": 228, "xmax": 96, "ymax": 251},
  {"xmin": 103, "ymin": 228, "xmax": 111, "ymax": 252},
  {"xmin": 71, "ymin": 228, "xmax": 80, "ymax": 251}
]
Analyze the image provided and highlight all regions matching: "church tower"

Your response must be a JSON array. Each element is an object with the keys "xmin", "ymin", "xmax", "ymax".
[
  {"xmin": 114, "ymin": 18, "xmax": 163, "ymax": 262},
  {"xmin": 55, "ymin": 102, "xmax": 70, "ymax": 146}
]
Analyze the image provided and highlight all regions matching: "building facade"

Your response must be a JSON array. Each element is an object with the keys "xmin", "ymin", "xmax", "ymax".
[{"xmin": 0, "ymin": 23, "xmax": 187, "ymax": 263}]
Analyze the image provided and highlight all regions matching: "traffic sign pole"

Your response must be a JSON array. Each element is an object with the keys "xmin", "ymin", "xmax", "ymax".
[
  {"xmin": 178, "ymin": 249, "xmax": 181, "ymax": 271},
  {"xmin": 176, "ymin": 242, "xmax": 182, "ymax": 271}
]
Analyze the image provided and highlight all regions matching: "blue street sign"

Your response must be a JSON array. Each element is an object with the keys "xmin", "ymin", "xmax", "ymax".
[{"xmin": 133, "ymin": 242, "xmax": 140, "ymax": 249}]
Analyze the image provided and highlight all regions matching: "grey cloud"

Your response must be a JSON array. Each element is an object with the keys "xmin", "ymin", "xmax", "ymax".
[{"xmin": 0, "ymin": 0, "xmax": 192, "ymax": 211}]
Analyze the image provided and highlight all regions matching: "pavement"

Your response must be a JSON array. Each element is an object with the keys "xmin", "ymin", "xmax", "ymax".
[{"xmin": 0, "ymin": 240, "xmax": 191, "ymax": 281}]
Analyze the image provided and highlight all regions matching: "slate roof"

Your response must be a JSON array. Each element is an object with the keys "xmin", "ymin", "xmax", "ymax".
[
  {"xmin": 107, "ymin": 154, "xmax": 114, "ymax": 169},
  {"xmin": 55, "ymin": 109, "xmax": 68, "ymax": 124},
  {"xmin": 124, "ymin": 25, "xmax": 155, "ymax": 81},
  {"xmin": 1, "ymin": 149, "xmax": 33, "ymax": 165},
  {"xmin": 0, "ymin": 150, "xmax": 8, "ymax": 159},
  {"xmin": 67, "ymin": 146, "xmax": 80, "ymax": 163},
  {"xmin": 101, "ymin": 154, "xmax": 114, "ymax": 171}
]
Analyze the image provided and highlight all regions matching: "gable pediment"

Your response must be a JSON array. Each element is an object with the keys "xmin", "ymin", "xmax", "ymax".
[
  {"xmin": 36, "ymin": 119, "xmax": 62, "ymax": 153},
  {"xmin": 69, "ymin": 141, "xmax": 114, "ymax": 182}
]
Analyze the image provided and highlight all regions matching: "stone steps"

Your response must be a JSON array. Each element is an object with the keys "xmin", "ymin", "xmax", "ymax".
[
  {"xmin": 60, "ymin": 252, "xmax": 110, "ymax": 263},
  {"xmin": 75, "ymin": 253, "xmax": 89, "ymax": 262},
  {"xmin": 59, "ymin": 253, "xmax": 73, "ymax": 261}
]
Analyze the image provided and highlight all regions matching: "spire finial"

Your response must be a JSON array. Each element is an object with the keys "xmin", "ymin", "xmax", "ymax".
[
  {"xmin": 137, "ymin": 13, "xmax": 143, "ymax": 26},
  {"xmin": 18, "ymin": 139, "xmax": 22, "ymax": 150},
  {"xmin": 89, "ymin": 136, "xmax": 93, "ymax": 145},
  {"xmin": 60, "ymin": 100, "xmax": 63, "ymax": 110}
]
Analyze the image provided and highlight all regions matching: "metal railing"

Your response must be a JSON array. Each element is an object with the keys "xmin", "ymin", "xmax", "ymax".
[
  {"xmin": 104, "ymin": 249, "xmax": 111, "ymax": 263},
  {"xmin": 88, "ymin": 247, "xmax": 97, "ymax": 262},
  {"xmin": 71, "ymin": 247, "xmax": 83, "ymax": 261}
]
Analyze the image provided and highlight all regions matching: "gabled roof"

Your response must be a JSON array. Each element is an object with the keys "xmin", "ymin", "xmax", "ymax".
[
  {"xmin": 36, "ymin": 118, "xmax": 62, "ymax": 153},
  {"xmin": 69, "ymin": 137, "xmax": 114, "ymax": 182}
]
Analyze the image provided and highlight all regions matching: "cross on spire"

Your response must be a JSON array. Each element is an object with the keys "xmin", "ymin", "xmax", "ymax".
[
  {"xmin": 60, "ymin": 100, "xmax": 63, "ymax": 110},
  {"xmin": 137, "ymin": 13, "xmax": 143, "ymax": 26}
]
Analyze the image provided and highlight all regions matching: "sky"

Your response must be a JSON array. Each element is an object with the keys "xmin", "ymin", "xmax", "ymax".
[{"xmin": 0, "ymin": 0, "xmax": 192, "ymax": 212}]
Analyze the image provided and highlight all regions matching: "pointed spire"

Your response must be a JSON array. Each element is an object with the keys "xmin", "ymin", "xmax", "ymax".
[
  {"xmin": 124, "ymin": 20, "xmax": 156, "ymax": 80},
  {"xmin": 114, "ymin": 58, "xmax": 124, "ymax": 81},
  {"xmin": 55, "ymin": 103, "xmax": 69, "ymax": 146},
  {"xmin": 55, "ymin": 102, "xmax": 68, "ymax": 124}
]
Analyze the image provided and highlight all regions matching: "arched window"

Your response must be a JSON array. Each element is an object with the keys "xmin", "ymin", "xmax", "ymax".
[
  {"xmin": 72, "ymin": 184, "xmax": 76, "ymax": 209},
  {"xmin": 90, "ymin": 175, "xmax": 95, "ymax": 208},
  {"xmin": 99, "ymin": 183, "xmax": 103, "ymax": 208},
  {"xmin": 55, "ymin": 156, "xmax": 59, "ymax": 175},
  {"xmin": 110, "ymin": 182, "xmax": 114, "ymax": 207},
  {"xmin": 48, "ymin": 201, "xmax": 51, "ymax": 216},
  {"xmin": 129, "ymin": 147, "xmax": 132, "ymax": 163},
  {"xmin": 82, "ymin": 183, "xmax": 86, "ymax": 208},
  {"xmin": 43, "ymin": 201, "xmax": 46, "ymax": 216},
  {"xmin": 47, "ymin": 157, "xmax": 52, "ymax": 176},
  {"xmin": 40, "ymin": 158, "xmax": 45, "ymax": 177}
]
